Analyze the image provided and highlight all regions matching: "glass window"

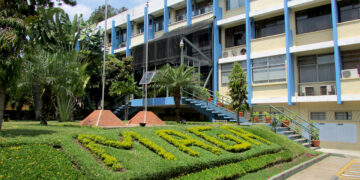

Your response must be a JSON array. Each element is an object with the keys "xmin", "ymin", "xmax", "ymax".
[
  {"xmin": 311, "ymin": 112, "xmax": 326, "ymax": 120},
  {"xmin": 342, "ymin": 49, "xmax": 360, "ymax": 73},
  {"xmin": 198, "ymin": 33, "xmax": 209, "ymax": 48},
  {"xmin": 335, "ymin": 112, "xmax": 352, "ymax": 120},
  {"xmin": 255, "ymin": 15, "xmax": 285, "ymax": 38},
  {"xmin": 252, "ymin": 55, "xmax": 286, "ymax": 84},
  {"xmin": 295, "ymin": 4, "xmax": 332, "ymax": 34},
  {"xmin": 226, "ymin": 0, "xmax": 245, "ymax": 11},
  {"xmin": 176, "ymin": 8, "xmax": 186, "ymax": 22},
  {"xmin": 339, "ymin": 0, "xmax": 360, "ymax": 22},
  {"xmin": 195, "ymin": 1, "xmax": 213, "ymax": 15},
  {"xmin": 221, "ymin": 61, "xmax": 247, "ymax": 86},
  {"xmin": 225, "ymin": 25, "xmax": 245, "ymax": 48},
  {"xmin": 298, "ymin": 54, "xmax": 335, "ymax": 83},
  {"xmin": 154, "ymin": 16, "xmax": 164, "ymax": 32},
  {"xmin": 121, "ymin": 30, "xmax": 127, "ymax": 43},
  {"xmin": 137, "ymin": 23, "xmax": 144, "ymax": 34}
]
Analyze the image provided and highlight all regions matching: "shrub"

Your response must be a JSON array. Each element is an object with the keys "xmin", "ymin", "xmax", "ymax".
[
  {"xmin": 188, "ymin": 126, "xmax": 251, "ymax": 152},
  {"xmin": 221, "ymin": 126, "xmax": 271, "ymax": 145},
  {"xmin": 156, "ymin": 129, "xmax": 221, "ymax": 156}
]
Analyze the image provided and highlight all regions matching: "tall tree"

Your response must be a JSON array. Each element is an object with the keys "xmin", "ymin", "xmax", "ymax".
[
  {"xmin": 87, "ymin": 5, "xmax": 127, "ymax": 24},
  {"xmin": 153, "ymin": 64, "xmax": 202, "ymax": 122},
  {"xmin": 228, "ymin": 62, "xmax": 249, "ymax": 125}
]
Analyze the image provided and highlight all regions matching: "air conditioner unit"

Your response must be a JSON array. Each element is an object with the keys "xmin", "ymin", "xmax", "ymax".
[
  {"xmin": 342, "ymin": 69, "xmax": 359, "ymax": 79},
  {"xmin": 320, "ymin": 85, "xmax": 335, "ymax": 95},
  {"xmin": 231, "ymin": 49, "xmax": 238, "ymax": 56},
  {"xmin": 301, "ymin": 86, "xmax": 315, "ymax": 96},
  {"xmin": 222, "ymin": 51, "xmax": 229, "ymax": 58}
]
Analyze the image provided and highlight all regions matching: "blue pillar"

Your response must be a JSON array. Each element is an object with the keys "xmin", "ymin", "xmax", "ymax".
[
  {"xmin": 245, "ymin": 0, "xmax": 253, "ymax": 105},
  {"xmin": 75, "ymin": 40, "xmax": 80, "ymax": 51},
  {"xmin": 126, "ymin": 14, "xmax": 132, "ymax": 56},
  {"xmin": 331, "ymin": 0, "xmax": 342, "ymax": 104},
  {"xmin": 111, "ymin": 20, "xmax": 116, "ymax": 54},
  {"xmin": 164, "ymin": 0, "xmax": 169, "ymax": 33},
  {"xmin": 251, "ymin": 18, "xmax": 255, "ymax": 39},
  {"xmin": 213, "ymin": 0, "xmax": 222, "ymax": 98},
  {"xmin": 284, "ymin": 0, "xmax": 294, "ymax": 105},
  {"xmin": 118, "ymin": 28, "xmax": 122, "ymax": 48},
  {"xmin": 193, "ymin": 0, "xmax": 197, "ymax": 16},
  {"xmin": 144, "ymin": 6, "xmax": 148, "ymax": 43},
  {"xmin": 187, "ymin": 0, "xmax": 192, "ymax": 26}
]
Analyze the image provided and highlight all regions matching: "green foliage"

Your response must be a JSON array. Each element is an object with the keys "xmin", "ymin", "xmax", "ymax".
[
  {"xmin": 156, "ymin": 129, "xmax": 221, "ymax": 156},
  {"xmin": 252, "ymin": 112, "xmax": 260, "ymax": 117},
  {"xmin": 228, "ymin": 62, "xmax": 249, "ymax": 113},
  {"xmin": 0, "ymin": 144, "xmax": 82, "ymax": 179},
  {"xmin": 221, "ymin": 126, "xmax": 271, "ymax": 145},
  {"xmin": 87, "ymin": 5, "xmax": 127, "ymax": 25},
  {"xmin": 263, "ymin": 111, "xmax": 270, "ymax": 118},
  {"xmin": 309, "ymin": 120, "xmax": 319, "ymax": 140},
  {"xmin": 188, "ymin": 126, "xmax": 251, "ymax": 152}
]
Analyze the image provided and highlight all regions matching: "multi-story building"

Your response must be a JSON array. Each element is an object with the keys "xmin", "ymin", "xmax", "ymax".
[{"xmin": 95, "ymin": 0, "xmax": 360, "ymax": 150}]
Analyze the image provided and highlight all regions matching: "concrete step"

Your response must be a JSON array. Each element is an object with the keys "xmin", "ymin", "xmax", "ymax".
[
  {"xmin": 276, "ymin": 127, "xmax": 290, "ymax": 132},
  {"xmin": 294, "ymin": 138, "xmax": 307, "ymax": 143},
  {"xmin": 281, "ymin": 130, "xmax": 295, "ymax": 135},
  {"xmin": 288, "ymin": 134, "xmax": 301, "ymax": 139},
  {"xmin": 302, "ymin": 142, "xmax": 311, "ymax": 147}
]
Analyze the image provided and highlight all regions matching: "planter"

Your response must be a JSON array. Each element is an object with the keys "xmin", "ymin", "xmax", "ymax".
[
  {"xmin": 266, "ymin": 117, "xmax": 271, "ymax": 123},
  {"xmin": 208, "ymin": 98, "xmax": 212, "ymax": 102},
  {"xmin": 139, "ymin": 123, "xmax": 146, "ymax": 127},
  {"xmin": 239, "ymin": 112, "xmax": 244, "ymax": 117},
  {"xmin": 253, "ymin": 117, "xmax": 258, "ymax": 123},
  {"xmin": 312, "ymin": 140, "xmax": 320, "ymax": 147},
  {"xmin": 217, "ymin": 102, "xmax": 223, "ymax": 107},
  {"xmin": 282, "ymin": 120, "xmax": 290, "ymax": 127}
]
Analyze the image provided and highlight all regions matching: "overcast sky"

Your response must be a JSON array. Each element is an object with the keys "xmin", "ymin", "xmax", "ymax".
[{"xmin": 56, "ymin": 0, "xmax": 148, "ymax": 21}]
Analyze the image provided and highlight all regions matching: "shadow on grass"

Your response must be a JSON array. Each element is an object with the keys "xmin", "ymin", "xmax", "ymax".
[{"xmin": 0, "ymin": 129, "xmax": 56, "ymax": 137}]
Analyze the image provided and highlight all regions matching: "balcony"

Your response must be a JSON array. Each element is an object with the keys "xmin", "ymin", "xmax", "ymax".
[{"xmin": 298, "ymin": 82, "xmax": 336, "ymax": 96}]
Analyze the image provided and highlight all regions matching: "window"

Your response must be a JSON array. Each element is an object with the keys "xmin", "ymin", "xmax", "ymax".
[
  {"xmin": 225, "ymin": 24, "xmax": 245, "ymax": 48},
  {"xmin": 342, "ymin": 49, "xmax": 360, "ymax": 73},
  {"xmin": 338, "ymin": 0, "xmax": 360, "ymax": 22},
  {"xmin": 121, "ymin": 30, "xmax": 127, "ymax": 43},
  {"xmin": 255, "ymin": 15, "xmax": 285, "ymax": 38},
  {"xmin": 311, "ymin": 112, "xmax": 326, "ymax": 120},
  {"xmin": 154, "ymin": 16, "xmax": 164, "ymax": 32},
  {"xmin": 298, "ymin": 54, "xmax": 335, "ymax": 83},
  {"xmin": 295, "ymin": 4, "xmax": 332, "ymax": 34},
  {"xmin": 226, "ymin": 0, "xmax": 245, "ymax": 11},
  {"xmin": 176, "ymin": 8, "xmax": 186, "ymax": 22},
  {"xmin": 335, "ymin": 112, "xmax": 352, "ymax": 120},
  {"xmin": 195, "ymin": 1, "xmax": 213, "ymax": 15},
  {"xmin": 221, "ymin": 61, "xmax": 247, "ymax": 86},
  {"xmin": 198, "ymin": 33, "xmax": 209, "ymax": 48},
  {"xmin": 137, "ymin": 23, "xmax": 144, "ymax": 34},
  {"xmin": 252, "ymin": 55, "xmax": 286, "ymax": 84}
]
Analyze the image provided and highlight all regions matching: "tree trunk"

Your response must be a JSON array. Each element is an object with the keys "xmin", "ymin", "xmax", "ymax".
[
  {"xmin": 32, "ymin": 83, "xmax": 47, "ymax": 125},
  {"xmin": 173, "ymin": 89, "xmax": 181, "ymax": 123},
  {"xmin": 0, "ymin": 89, "xmax": 5, "ymax": 131},
  {"xmin": 236, "ymin": 110, "xmax": 240, "ymax": 125}
]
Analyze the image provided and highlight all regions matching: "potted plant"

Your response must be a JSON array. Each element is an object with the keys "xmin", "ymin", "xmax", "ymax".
[
  {"xmin": 215, "ymin": 91, "xmax": 223, "ymax": 107},
  {"xmin": 252, "ymin": 112, "xmax": 259, "ymax": 123},
  {"xmin": 280, "ymin": 114, "xmax": 290, "ymax": 127},
  {"xmin": 309, "ymin": 120, "xmax": 320, "ymax": 147},
  {"xmin": 200, "ymin": 88, "xmax": 211, "ymax": 103},
  {"xmin": 270, "ymin": 116, "xmax": 278, "ymax": 132},
  {"xmin": 263, "ymin": 112, "xmax": 271, "ymax": 123},
  {"xmin": 239, "ymin": 112, "xmax": 244, "ymax": 117}
]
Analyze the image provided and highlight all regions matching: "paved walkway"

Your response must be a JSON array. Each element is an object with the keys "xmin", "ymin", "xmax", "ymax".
[
  {"xmin": 317, "ymin": 148, "xmax": 360, "ymax": 158},
  {"xmin": 288, "ymin": 155, "xmax": 353, "ymax": 180}
]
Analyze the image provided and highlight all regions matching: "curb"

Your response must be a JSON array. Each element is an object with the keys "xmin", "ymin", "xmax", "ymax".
[{"xmin": 270, "ymin": 153, "xmax": 330, "ymax": 180}]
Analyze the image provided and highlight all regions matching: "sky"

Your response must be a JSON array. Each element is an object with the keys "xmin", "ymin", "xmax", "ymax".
[{"xmin": 56, "ymin": 0, "xmax": 148, "ymax": 21}]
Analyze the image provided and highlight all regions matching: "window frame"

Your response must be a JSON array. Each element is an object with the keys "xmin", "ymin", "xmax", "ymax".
[
  {"xmin": 295, "ymin": 4, "xmax": 332, "ymax": 34},
  {"xmin": 225, "ymin": 24, "xmax": 246, "ymax": 48},
  {"xmin": 298, "ymin": 54, "xmax": 336, "ymax": 83},
  {"xmin": 310, "ymin": 112, "xmax": 326, "ymax": 120},
  {"xmin": 221, "ymin": 61, "xmax": 247, "ymax": 86},
  {"xmin": 252, "ymin": 55, "xmax": 286, "ymax": 84},
  {"xmin": 335, "ymin": 112, "xmax": 352, "ymax": 120},
  {"xmin": 338, "ymin": 0, "xmax": 360, "ymax": 23},
  {"xmin": 254, "ymin": 15, "xmax": 285, "ymax": 38}
]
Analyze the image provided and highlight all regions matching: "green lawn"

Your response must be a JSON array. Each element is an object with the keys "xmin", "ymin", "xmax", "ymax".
[{"xmin": 0, "ymin": 121, "xmax": 320, "ymax": 179}]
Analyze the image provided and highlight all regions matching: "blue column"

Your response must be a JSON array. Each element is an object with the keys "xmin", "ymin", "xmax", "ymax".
[
  {"xmin": 331, "ymin": 0, "xmax": 342, "ymax": 104},
  {"xmin": 187, "ymin": 0, "xmax": 192, "ymax": 26},
  {"xmin": 144, "ymin": 6, "xmax": 148, "ymax": 43},
  {"xmin": 284, "ymin": 0, "xmax": 295, "ymax": 105},
  {"xmin": 75, "ymin": 40, "xmax": 80, "ymax": 51},
  {"xmin": 126, "ymin": 14, "xmax": 132, "ymax": 56},
  {"xmin": 193, "ymin": 0, "xmax": 197, "ymax": 16},
  {"xmin": 245, "ymin": 0, "xmax": 253, "ymax": 105},
  {"xmin": 111, "ymin": 20, "xmax": 116, "ymax": 54},
  {"xmin": 164, "ymin": 0, "xmax": 169, "ymax": 33},
  {"xmin": 251, "ymin": 18, "xmax": 255, "ymax": 39},
  {"xmin": 213, "ymin": 0, "xmax": 222, "ymax": 98},
  {"xmin": 118, "ymin": 28, "xmax": 122, "ymax": 48}
]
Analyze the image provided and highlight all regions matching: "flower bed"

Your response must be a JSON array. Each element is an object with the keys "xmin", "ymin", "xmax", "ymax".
[{"xmin": 221, "ymin": 125, "xmax": 271, "ymax": 145}]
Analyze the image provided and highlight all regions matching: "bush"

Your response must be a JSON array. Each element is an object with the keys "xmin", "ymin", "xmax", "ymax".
[{"xmin": 221, "ymin": 126, "xmax": 271, "ymax": 145}]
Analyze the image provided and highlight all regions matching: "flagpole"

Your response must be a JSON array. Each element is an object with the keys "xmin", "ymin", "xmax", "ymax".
[
  {"xmin": 144, "ymin": 1, "xmax": 149, "ymax": 124},
  {"xmin": 101, "ymin": 0, "xmax": 108, "ymax": 110}
]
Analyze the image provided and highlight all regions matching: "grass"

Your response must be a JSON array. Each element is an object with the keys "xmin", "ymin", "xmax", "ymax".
[{"xmin": 0, "ymin": 121, "xmax": 320, "ymax": 179}]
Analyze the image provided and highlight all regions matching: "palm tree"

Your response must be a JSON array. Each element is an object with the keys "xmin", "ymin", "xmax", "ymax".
[{"xmin": 153, "ymin": 64, "xmax": 202, "ymax": 122}]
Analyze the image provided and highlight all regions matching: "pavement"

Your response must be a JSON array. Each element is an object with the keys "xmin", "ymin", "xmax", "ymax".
[{"xmin": 287, "ymin": 149, "xmax": 360, "ymax": 180}]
